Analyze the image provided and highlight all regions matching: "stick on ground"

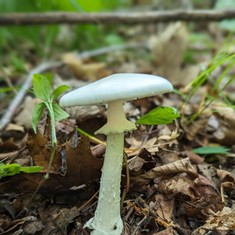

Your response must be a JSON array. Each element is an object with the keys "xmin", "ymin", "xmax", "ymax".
[{"xmin": 0, "ymin": 10, "xmax": 235, "ymax": 26}]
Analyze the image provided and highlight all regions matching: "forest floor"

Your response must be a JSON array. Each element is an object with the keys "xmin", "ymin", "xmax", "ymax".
[{"xmin": 0, "ymin": 21, "xmax": 235, "ymax": 235}]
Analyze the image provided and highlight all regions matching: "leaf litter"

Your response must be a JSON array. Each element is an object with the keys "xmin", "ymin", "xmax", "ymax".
[{"xmin": 0, "ymin": 19, "xmax": 235, "ymax": 235}]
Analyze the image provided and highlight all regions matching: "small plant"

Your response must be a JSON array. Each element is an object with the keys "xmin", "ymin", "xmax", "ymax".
[
  {"xmin": 182, "ymin": 50, "xmax": 235, "ymax": 123},
  {"xmin": 136, "ymin": 106, "xmax": 179, "ymax": 125},
  {"xmin": 0, "ymin": 162, "xmax": 43, "ymax": 179},
  {"xmin": 32, "ymin": 73, "xmax": 69, "ymax": 179},
  {"xmin": 192, "ymin": 145, "xmax": 230, "ymax": 155}
]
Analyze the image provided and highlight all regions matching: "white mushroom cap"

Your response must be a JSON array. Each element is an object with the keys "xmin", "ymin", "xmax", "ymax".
[{"xmin": 59, "ymin": 73, "xmax": 173, "ymax": 107}]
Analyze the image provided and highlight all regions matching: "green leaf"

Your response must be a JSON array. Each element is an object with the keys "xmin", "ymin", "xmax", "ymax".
[
  {"xmin": 0, "ymin": 163, "xmax": 21, "ymax": 177},
  {"xmin": 52, "ymin": 103, "xmax": 70, "ymax": 121},
  {"xmin": 192, "ymin": 146, "xmax": 230, "ymax": 155},
  {"xmin": 51, "ymin": 85, "xmax": 70, "ymax": 100},
  {"xmin": 32, "ymin": 102, "xmax": 46, "ymax": 133},
  {"xmin": 136, "ymin": 106, "xmax": 180, "ymax": 125},
  {"xmin": 19, "ymin": 166, "xmax": 43, "ymax": 173},
  {"xmin": 0, "ymin": 163, "xmax": 43, "ymax": 178},
  {"xmin": 33, "ymin": 74, "xmax": 51, "ymax": 102}
]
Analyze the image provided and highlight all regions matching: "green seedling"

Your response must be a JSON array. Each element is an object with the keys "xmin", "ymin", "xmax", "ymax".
[
  {"xmin": 192, "ymin": 145, "xmax": 230, "ymax": 155},
  {"xmin": 0, "ymin": 162, "xmax": 43, "ymax": 179},
  {"xmin": 182, "ymin": 48, "xmax": 235, "ymax": 123},
  {"xmin": 192, "ymin": 145, "xmax": 232, "ymax": 163},
  {"xmin": 136, "ymin": 106, "xmax": 180, "ymax": 125},
  {"xmin": 32, "ymin": 73, "xmax": 69, "ymax": 146},
  {"xmin": 32, "ymin": 74, "xmax": 69, "ymax": 180}
]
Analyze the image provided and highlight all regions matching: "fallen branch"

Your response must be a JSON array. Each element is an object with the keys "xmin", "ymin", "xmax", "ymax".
[
  {"xmin": 1, "ymin": 9, "xmax": 235, "ymax": 25},
  {"xmin": 0, "ymin": 62, "xmax": 62, "ymax": 131}
]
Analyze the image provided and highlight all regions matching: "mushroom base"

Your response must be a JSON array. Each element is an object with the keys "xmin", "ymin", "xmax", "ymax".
[{"xmin": 86, "ymin": 216, "xmax": 123, "ymax": 235}]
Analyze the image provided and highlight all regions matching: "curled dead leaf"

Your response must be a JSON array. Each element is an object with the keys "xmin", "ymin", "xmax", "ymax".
[
  {"xmin": 212, "ymin": 105, "xmax": 235, "ymax": 145},
  {"xmin": 131, "ymin": 157, "xmax": 197, "ymax": 188},
  {"xmin": 192, "ymin": 207, "xmax": 235, "ymax": 234},
  {"xmin": 216, "ymin": 169, "xmax": 235, "ymax": 190}
]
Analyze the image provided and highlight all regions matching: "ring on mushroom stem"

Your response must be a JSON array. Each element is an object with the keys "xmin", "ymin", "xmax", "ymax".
[{"xmin": 60, "ymin": 73, "xmax": 173, "ymax": 235}]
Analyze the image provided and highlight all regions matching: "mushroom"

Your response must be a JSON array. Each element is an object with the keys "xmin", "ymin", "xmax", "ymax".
[{"xmin": 59, "ymin": 73, "xmax": 173, "ymax": 235}]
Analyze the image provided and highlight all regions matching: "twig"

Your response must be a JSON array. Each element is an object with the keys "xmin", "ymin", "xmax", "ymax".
[
  {"xmin": 78, "ymin": 43, "xmax": 147, "ymax": 59},
  {"xmin": 77, "ymin": 190, "xmax": 99, "ymax": 212},
  {"xmin": 1, "ymin": 10, "xmax": 235, "ymax": 26},
  {"xmin": 0, "ymin": 62, "xmax": 62, "ymax": 131}
]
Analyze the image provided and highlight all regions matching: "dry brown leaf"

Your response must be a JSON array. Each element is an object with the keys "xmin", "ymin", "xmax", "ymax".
[
  {"xmin": 14, "ymin": 96, "xmax": 41, "ymax": 129},
  {"xmin": 128, "ymin": 154, "xmax": 146, "ymax": 172},
  {"xmin": 128, "ymin": 148, "xmax": 155, "ymax": 173},
  {"xmin": 51, "ymin": 207, "xmax": 79, "ymax": 233},
  {"xmin": 152, "ymin": 194, "xmax": 174, "ymax": 227},
  {"xmin": 0, "ymin": 138, "xmax": 19, "ymax": 153},
  {"xmin": 127, "ymin": 129, "xmax": 179, "ymax": 157},
  {"xmin": 159, "ymin": 173, "xmax": 223, "ymax": 219},
  {"xmin": 62, "ymin": 53, "xmax": 106, "ymax": 81},
  {"xmin": 5, "ymin": 123, "xmax": 24, "ymax": 132},
  {"xmin": 197, "ymin": 163, "xmax": 218, "ymax": 185},
  {"xmin": 184, "ymin": 150, "xmax": 204, "ymax": 164},
  {"xmin": 183, "ymin": 117, "xmax": 208, "ymax": 142},
  {"xmin": 126, "ymin": 136, "xmax": 158, "ymax": 157},
  {"xmin": 131, "ymin": 158, "xmax": 197, "ymax": 188},
  {"xmin": 158, "ymin": 129, "xmax": 180, "ymax": 141},
  {"xmin": 64, "ymin": 134, "xmax": 103, "ymax": 187},
  {"xmin": 192, "ymin": 207, "xmax": 235, "ymax": 234},
  {"xmin": 178, "ymin": 174, "xmax": 223, "ymax": 218},
  {"xmin": 27, "ymin": 132, "xmax": 55, "ymax": 172},
  {"xmin": 216, "ymin": 169, "xmax": 235, "ymax": 190},
  {"xmin": 65, "ymin": 105, "xmax": 104, "ymax": 122},
  {"xmin": 159, "ymin": 174, "xmax": 196, "ymax": 198},
  {"xmin": 211, "ymin": 106, "xmax": 235, "ymax": 145},
  {"xmin": 0, "ymin": 133, "xmax": 103, "ymax": 193},
  {"xmin": 0, "ymin": 215, "xmax": 43, "ymax": 235},
  {"xmin": 148, "ymin": 22, "xmax": 199, "ymax": 85},
  {"xmin": 153, "ymin": 157, "xmax": 196, "ymax": 176},
  {"xmin": 149, "ymin": 22, "xmax": 188, "ymax": 69},
  {"xmin": 152, "ymin": 227, "xmax": 175, "ymax": 235}
]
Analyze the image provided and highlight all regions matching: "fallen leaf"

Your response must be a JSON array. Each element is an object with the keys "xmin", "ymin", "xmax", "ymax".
[
  {"xmin": 0, "ymin": 132, "xmax": 103, "ymax": 193},
  {"xmin": 14, "ymin": 96, "xmax": 41, "ymax": 129},
  {"xmin": 128, "ymin": 148, "xmax": 155, "ymax": 173},
  {"xmin": 149, "ymin": 22, "xmax": 188, "ymax": 69},
  {"xmin": 130, "ymin": 157, "xmax": 197, "ymax": 190},
  {"xmin": 5, "ymin": 123, "xmax": 24, "ymax": 132},
  {"xmin": 63, "ymin": 134, "xmax": 103, "ymax": 188},
  {"xmin": 192, "ymin": 207, "xmax": 235, "ymax": 234},
  {"xmin": 212, "ymin": 105, "xmax": 235, "ymax": 145},
  {"xmin": 152, "ymin": 194, "xmax": 174, "ymax": 227},
  {"xmin": 62, "ymin": 53, "xmax": 106, "ymax": 81},
  {"xmin": 216, "ymin": 168, "xmax": 235, "ymax": 190},
  {"xmin": 152, "ymin": 227, "xmax": 175, "ymax": 235},
  {"xmin": 135, "ymin": 158, "xmax": 197, "ymax": 184}
]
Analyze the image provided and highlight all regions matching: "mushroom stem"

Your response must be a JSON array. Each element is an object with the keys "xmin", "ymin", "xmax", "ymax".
[
  {"xmin": 86, "ymin": 100, "xmax": 136, "ymax": 235},
  {"xmin": 87, "ymin": 132, "xmax": 124, "ymax": 235},
  {"xmin": 95, "ymin": 100, "xmax": 136, "ymax": 135}
]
